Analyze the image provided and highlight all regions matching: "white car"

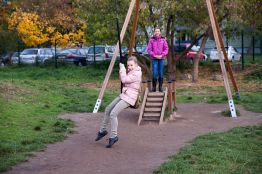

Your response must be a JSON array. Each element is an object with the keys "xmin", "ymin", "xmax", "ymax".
[
  {"xmin": 20, "ymin": 48, "xmax": 54, "ymax": 64},
  {"xmin": 87, "ymin": 45, "xmax": 111, "ymax": 62},
  {"xmin": 87, "ymin": 45, "xmax": 120, "ymax": 62},
  {"xmin": 11, "ymin": 52, "xmax": 20, "ymax": 64},
  {"xmin": 209, "ymin": 46, "xmax": 241, "ymax": 61}
]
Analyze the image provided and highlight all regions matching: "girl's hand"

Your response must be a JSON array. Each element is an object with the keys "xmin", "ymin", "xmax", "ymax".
[
  {"xmin": 119, "ymin": 63, "xmax": 125, "ymax": 69},
  {"xmin": 155, "ymin": 55, "xmax": 162, "ymax": 59}
]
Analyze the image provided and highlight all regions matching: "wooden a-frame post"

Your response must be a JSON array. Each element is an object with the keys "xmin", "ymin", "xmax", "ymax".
[
  {"xmin": 128, "ymin": 0, "xmax": 140, "ymax": 56},
  {"xmin": 93, "ymin": 0, "xmax": 137, "ymax": 113},
  {"xmin": 210, "ymin": 0, "xmax": 240, "ymax": 99},
  {"xmin": 206, "ymin": 0, "xmax": 237, "ymax": 117}
]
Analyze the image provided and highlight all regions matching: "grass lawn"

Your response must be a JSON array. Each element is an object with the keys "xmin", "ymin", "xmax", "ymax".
[
  {"xmin": 176, "ymin": 89, "xmax": 262, "ymax": 113},
  {"xmin": 244, "ymin": 54, "xmax": 262, "ymax": 65},
  {"xmin": 154, "ymin": 124, "xmax": 262, "ymax": 174},
  {"xmin": 177, "ymin": 57, "xmax": 262, "ymax": 112}
]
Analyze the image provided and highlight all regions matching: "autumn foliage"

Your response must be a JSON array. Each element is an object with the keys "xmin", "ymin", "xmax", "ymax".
[{"xmin": 8, "ymin": 9, "xmax": 86, "ymax": 48}]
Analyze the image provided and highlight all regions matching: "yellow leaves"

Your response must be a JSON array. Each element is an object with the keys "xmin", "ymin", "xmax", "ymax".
[
  {"xmin": 8, "ymin": 10, "xmax": 87, "ymax": 48},
  {"xmin": 49, "ymin": 32, "xmax": 69, "ymax": 48},
  {"xmin": 68, "ymin": 30, "xmax": 85, "ymax": 45},
  {"xmin": 8, "ymin": 11, "xmax": 19, "ymax": 30},
  {"xmin": 46, "ymin": 27, "xmax": 56, "ymax": 34},
  {"xmin": 49, "ymin": 31, "xmax": 85, "ymax": 48},
  {"xmin": 59, "ymin": 34, "xmax": 70, "ymax": 48},
  {"xmin": 17, "ymin": 18, "xmax": 49, "ymax": 47},
  {"xmin": 8, "ymin": 10, "xmax": 48, "ymax": 47}
]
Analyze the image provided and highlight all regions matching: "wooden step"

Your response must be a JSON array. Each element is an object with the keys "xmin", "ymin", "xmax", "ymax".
[
  {"xmin": 144, "ymin": 107, "xmax": 161, "ymax": 112},
  {"xmin": 138, "ymin": 87, "xmax": 168, "ymax": 126},
  {"xmin": 148, "ymin": 92, "xmax": 164, "ymax": 97},
  {"xmin": 143, "ymin": 112, "xmax": 161, "ymax": 117},
  {"xmin": 146, "ymin": 102, "xmax": 162, "ymax": 107},
  {"xmin": 143, "ymin": 116, "xmax": 160, "ymax": 121},
  {"xmin": 147, "ymin": 98, "xmax": 164, "ymax": 102}
]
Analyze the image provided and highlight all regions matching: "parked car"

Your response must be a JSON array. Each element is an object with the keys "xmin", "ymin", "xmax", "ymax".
[
  {"xmin": 121, "ymin": 46, "xmax": 128, "ymax": 55},
  {"xmin": 209, "ymin": 46, "xmax": 241, "ymax": 61},
  {"xmin": 11, "ymin": 52, "xmax": 20, "ymax": 64},
  {"xmin": 87, "ymin": 45, "xmax": 116, "ymax": 62},
  {"xmin": 57, "ymin": 48, "xmax": 88, "ymax": 66},
  {"xmin": 122, "ymin": 45, "xmax": 147, "ymax": 57},
  {"xmin": 136, "ymin": 45, "xmax": 148, "ymax": 56},
  {"xmin": 174, "ymin": 43, "xmax": 207, "ymax": 61},
  {"xmin": 51, "ymin": 48, "xmax": 62, "ymax": 55},
  {"xmin": 0, "ymin": 53, "xmax": 12, "ymax": 66},
  {"xmin": 20, "ymin": 48, "xmax": 53, "ymax": 64}
]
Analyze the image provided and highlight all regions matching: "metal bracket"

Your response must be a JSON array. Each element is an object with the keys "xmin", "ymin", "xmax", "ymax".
[
  {"xmin": 236, "ymin": 91, "xmax": 241, "ymax": 100},
  {"xmin": 228, "ymin": 99, "xmax": 237, "ymax": 118},
  {"xmin": 93, "ymin": 99, "xmax": 101, "ymax": 113}
]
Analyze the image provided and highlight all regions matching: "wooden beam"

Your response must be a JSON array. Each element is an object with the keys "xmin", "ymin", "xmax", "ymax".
[
  {"xmin": 206, "ymin": 0, "xmax": 237, "ymax": 117},
  {"xmin": 159, "ymin": 87, "xmax": 168, "ymax": 124},
  {"xmin": 138, "ymin": 87, "xmax": 148, "ymax": 125},
  {"xmin": 210, "ymin": 1, "xmax": 240, "ymax": 99},
  {"xmin": 172, "ymin": 80, "xmax": 176, "ymax": 108},
  {"xmin": 128, "ymin": 0, "xmax": 140, "ymax": 57},
  {"xmin": 93, "ymin": 0, "xmax": 136, "ymax": 113},
  {"xmin": 168, "ymin": 81, "xmax": 172, "ymax": 114}
]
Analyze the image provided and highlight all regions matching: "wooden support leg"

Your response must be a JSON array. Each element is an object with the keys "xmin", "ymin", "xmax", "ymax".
[
  {"xmin": 172, "ymin": 79, "xmax": 176, "ymax": 109},
  {"xmin": 168, "ymin": 81, "xmax": 173, "ymax": 114},
  {"xmin": 206, "ymin": 0, "xmax": 237, "ymax": 117}
]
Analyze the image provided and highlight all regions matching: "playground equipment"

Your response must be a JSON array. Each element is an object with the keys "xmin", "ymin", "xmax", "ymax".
[
  {"xmin": 138, "ymin": 88, "xmax": 168, "ymax": 125},
  {"xmin": 93, "ymin": 0, "xmax": 239, "ymax": 119},
  {"xmin": 206, "ymin": 0, "xmax": 237, "ymax": 117}
]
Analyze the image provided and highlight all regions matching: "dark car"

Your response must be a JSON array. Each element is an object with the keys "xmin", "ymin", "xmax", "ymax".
[
  {"xmin": 0, "ymin": 53, "xmax": 12, "ymax": 66},
  {"xmin": 57, "ymin": 48, "xmax": 88, "ymax": 66}
]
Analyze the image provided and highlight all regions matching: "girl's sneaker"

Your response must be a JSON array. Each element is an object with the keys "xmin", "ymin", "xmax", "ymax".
[
  {"xmin": 95, "ymin": 130, "xmax": 108, "ymax": 141},
  {"xmin": 106, "ymin": 136, "xmax": 119, "ymax": 148}
]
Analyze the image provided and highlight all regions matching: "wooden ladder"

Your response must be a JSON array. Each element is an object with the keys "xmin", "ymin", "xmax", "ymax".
[{"xmin": 138, "ymin": 87, "xmax": 168, "ymax": 125}]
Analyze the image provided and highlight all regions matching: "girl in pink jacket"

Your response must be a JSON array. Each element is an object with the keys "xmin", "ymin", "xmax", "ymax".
[
  {"xmin": 147, "ymin": 27, "xmax": 169, "ymax": 92},
  {"xmin": 95, "ymin": 56, "xmax": 142, "ymax": 148}
]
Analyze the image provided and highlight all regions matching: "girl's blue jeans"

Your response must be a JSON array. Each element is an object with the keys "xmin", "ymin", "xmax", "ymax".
[{"xmin": 152, "ymin": 59, "xmax": 164, "ymax": 80}]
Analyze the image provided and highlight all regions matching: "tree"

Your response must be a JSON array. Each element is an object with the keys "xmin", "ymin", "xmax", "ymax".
[
  {"xmin": 0, "ymin": 0, "xmax": 21, "ymax": 54},
  {"xmin": 8, "ymin": 9, "xmax": 86, "ymax": 48},
  {"xmin": 73, "ymin": 0, "xmax": 133, "ymax": 45},
  {"xmin": 6, "ymin": 0, "xmax": 86, "ymax": 48},
  {"xmin": 8, "ymin": 11, "xmax": 49, "ymax": 47},
  {"xmin": 231, "ymin": 0, "xmax": 262, "ymax": 54}
]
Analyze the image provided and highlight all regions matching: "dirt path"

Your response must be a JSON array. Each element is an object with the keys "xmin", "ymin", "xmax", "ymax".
[{"xmin": 4, "ymin": 103, "xmax": 262, "ymax": 174}]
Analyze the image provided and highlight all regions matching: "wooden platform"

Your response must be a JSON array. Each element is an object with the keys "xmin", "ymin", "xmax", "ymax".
[{"xmin": 137, "ymin": 87, "xmax": 167, "ymax": 125}]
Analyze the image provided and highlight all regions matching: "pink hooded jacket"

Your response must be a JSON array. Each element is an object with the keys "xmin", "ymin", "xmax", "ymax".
[
  {"xmin": 119, "ymin": 65, "xmax": 142, "ymax": 106},
  {"xmin": 147, "ymin": 36, "xmax": 169, "ymax": 59}
]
